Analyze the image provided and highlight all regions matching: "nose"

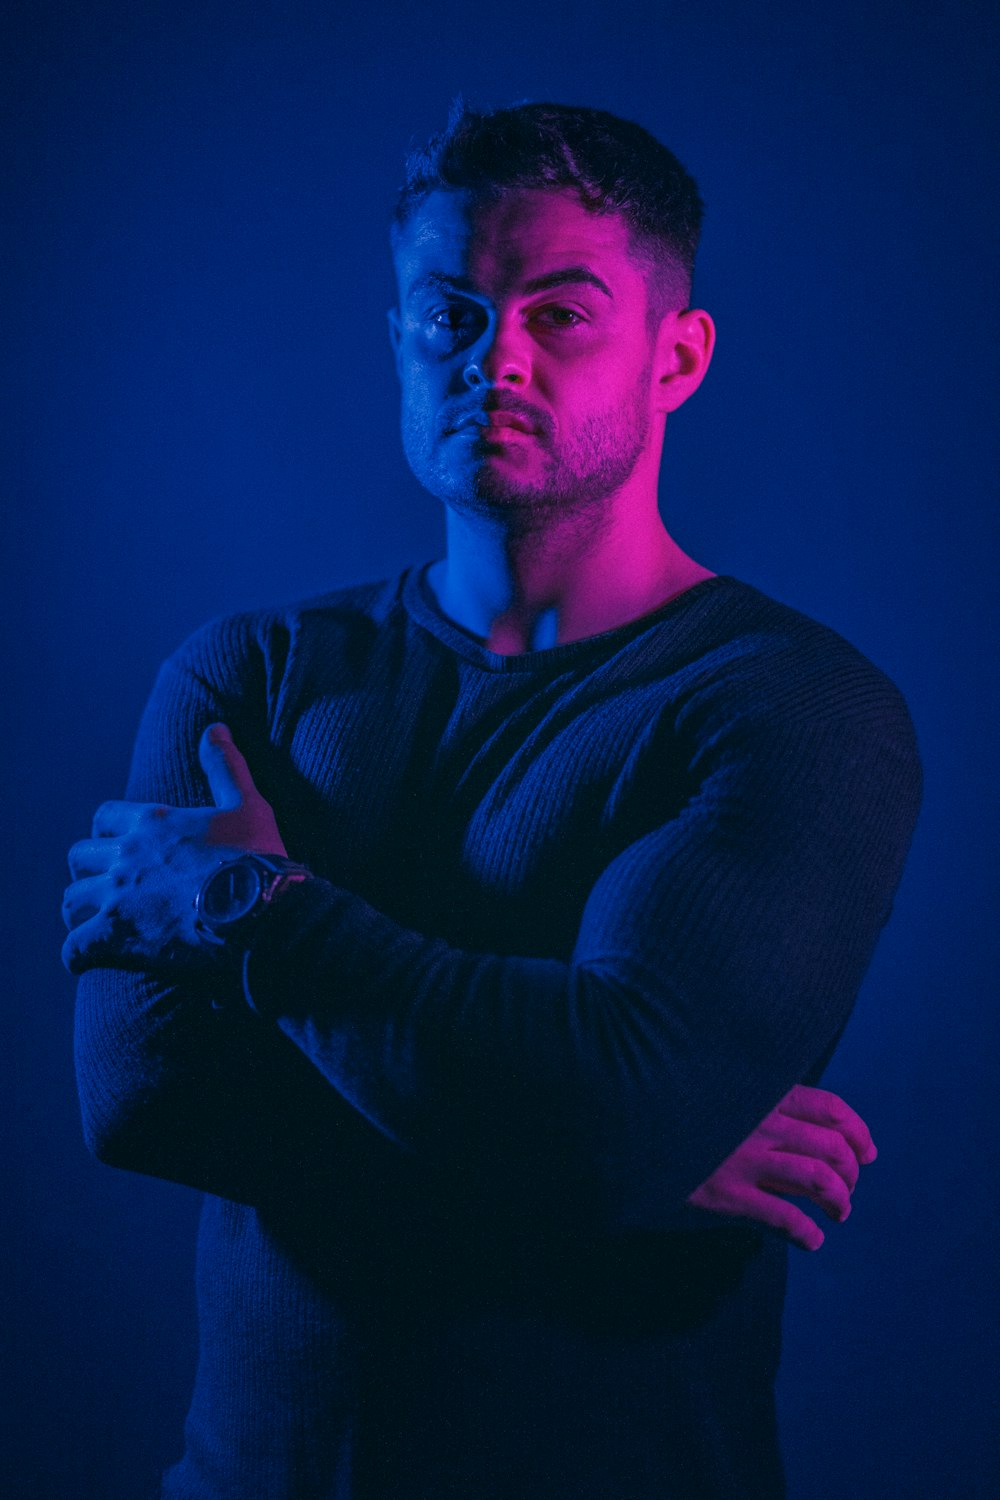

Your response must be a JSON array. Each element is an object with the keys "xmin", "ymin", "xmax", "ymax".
[{"xmin": 463, "ymin": 315, "xmax": 529, "ymax": 389}]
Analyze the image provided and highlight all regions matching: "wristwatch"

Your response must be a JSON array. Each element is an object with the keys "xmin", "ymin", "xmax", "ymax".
[{"xmin": 194, "ymin": 853, "xmax": 312, "ymax": 948}]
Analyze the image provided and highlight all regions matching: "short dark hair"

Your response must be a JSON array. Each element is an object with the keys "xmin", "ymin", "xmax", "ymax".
[{"xmin": 391, "ymin": 98, "xmax": 705, "ymax": 331}]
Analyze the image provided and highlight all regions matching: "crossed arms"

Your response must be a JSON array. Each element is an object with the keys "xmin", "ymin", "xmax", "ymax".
[{"xmin": 66, "ymin": 641, "xmax": 919, "ymax": 1248}]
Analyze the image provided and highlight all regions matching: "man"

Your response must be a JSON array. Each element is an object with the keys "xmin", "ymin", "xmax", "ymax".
[{"xmin": 64, "ymin": 101, "xmax": 922, "ymax": 1498}]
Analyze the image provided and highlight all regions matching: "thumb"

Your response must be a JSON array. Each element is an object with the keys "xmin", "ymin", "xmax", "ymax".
[{"xmin": 198, "ymin": 723, "xmax": 261, "ymax": 810}]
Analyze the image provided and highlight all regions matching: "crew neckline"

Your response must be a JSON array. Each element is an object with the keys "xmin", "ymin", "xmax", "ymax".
[{"xmin": 402, "ymin": 563, "xmax": 741, "ymax": 673}]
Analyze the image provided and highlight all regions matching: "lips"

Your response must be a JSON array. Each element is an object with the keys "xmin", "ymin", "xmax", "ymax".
[
  {"xmin": 452, "ymin": 410, "xmax": 539, "ymax": 436},
  {"xmin": 483, "ymin": 412, "xmax": 536, "ymax": 434}
]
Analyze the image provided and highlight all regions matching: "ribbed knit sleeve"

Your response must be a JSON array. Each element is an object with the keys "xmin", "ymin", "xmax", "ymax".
[
  {"xmin": 243, "ymin": 693, "xmax": 922, "ymax": 1232},
  {"xmin": 73, "ymin": 616, "xmax": 370, "ymax": 1205}
]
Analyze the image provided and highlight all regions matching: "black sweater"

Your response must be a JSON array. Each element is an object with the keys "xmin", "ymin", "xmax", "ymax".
[{"xmin": 74, "ymin": 567, "xmax": 922, "ymax": 1499}]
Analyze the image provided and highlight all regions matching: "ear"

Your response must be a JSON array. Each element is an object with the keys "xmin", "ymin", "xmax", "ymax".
[
  {"xmin": 387, "ymin": 308, "xmax": 403, "ymax": 381},
  {"xmin": 651, "ymin": 309, "xmax": 716, "ymax": 414}
]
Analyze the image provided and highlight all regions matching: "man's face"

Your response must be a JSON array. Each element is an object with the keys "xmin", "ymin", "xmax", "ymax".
[{"xmin": 389, "ymin": 187, "xmax": 660, "ymax": 529}]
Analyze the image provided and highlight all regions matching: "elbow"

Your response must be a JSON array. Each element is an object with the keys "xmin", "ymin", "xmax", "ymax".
[
  {"xmin": 73, "ymin": 969, "xmax": 185, "ymax": 1175},
  {"xmin": 77, "ymin": 1092, "xmax": 225, "ymax": 1197},
  {"xmin": 78, "ymin": 1091, "xmax": 153, "ymax": 1172}
]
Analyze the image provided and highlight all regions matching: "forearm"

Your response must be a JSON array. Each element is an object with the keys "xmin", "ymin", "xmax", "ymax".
[
  {"xmin": 238, "ymin": 715, "xmax": 919, "ymax": 1233},
  {"xmin": 240, "ymin": 876, "xmax": 861, "ymax": 1234},
  {"xmin": 75, "ymin": 964, "xmax": 276, "ymax": 1201},
  {"xmin": 74, "ymin": 961, "xmax": 433, "ymax": 1210}
]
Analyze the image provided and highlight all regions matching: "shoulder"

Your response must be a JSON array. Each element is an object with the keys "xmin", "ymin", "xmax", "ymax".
[
  {"xmin": 629, "ymin": 578, "xmax": 923, "ymax": 854},
  {"xmin": 663, "ymin": 577, "xmax": 918, "ymax": 754},
  {"xmin": 641, "ymin": 577, "xmax": 924, "ymax": 829},
  {"xmin": 159, "ymin": 571, "xmax": 411, "ymax": 693}
]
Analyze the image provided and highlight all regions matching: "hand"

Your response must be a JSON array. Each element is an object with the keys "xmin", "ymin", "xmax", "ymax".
[
  {"xmin": 62, "ymin": 724, "xmax": 287, "ymax": 975},
  {"xmin": 686, "ymin": 1083, "xmax": 877, "ymax": 1251}
]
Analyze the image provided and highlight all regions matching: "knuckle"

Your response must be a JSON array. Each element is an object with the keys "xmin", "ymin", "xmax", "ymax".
[
  {"xmin": 810, "ymin": 1090, "xmax": 841, "ymax": 1125},
  {"xmin": 811, "ymin": 1164, "xmax": 836, "ymax": 1196},
  {"xmin": 828, "ymin": 1139, "xmax": 855, "ymax": 1178},
  {"xmin": 62, "ymin": 932, "xmax": 84, "ymax": 972},
  {"xmin": 773, "ymin": 1204, "xmax": 798, "ymax": 1235}
]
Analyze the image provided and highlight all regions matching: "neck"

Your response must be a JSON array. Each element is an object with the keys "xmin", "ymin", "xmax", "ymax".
[{"xmin": 428, "ymin": 495, "xmax": 715, "ymax": 655}]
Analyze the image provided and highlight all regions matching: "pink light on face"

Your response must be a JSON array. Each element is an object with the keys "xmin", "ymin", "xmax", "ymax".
[
  {"xmin": 449, "ymin": 409, "xmax": 543, "ymax": 438},
  {"xmin": 391, "ymin": 187, "xmax": 661, "ymax": 526},
  {"xmin": 389, "ymin": 184, "xmax": 716, "ymax": 651}
]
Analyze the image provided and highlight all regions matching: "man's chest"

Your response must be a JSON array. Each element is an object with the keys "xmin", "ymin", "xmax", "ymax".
[{"xmin": 264, "ymin": 654, "xmax": 689, "ymax": 955}]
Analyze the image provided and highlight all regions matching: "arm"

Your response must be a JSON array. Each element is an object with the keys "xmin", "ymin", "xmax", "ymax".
[
  {"xmin": 69, "ymin": 650, "xmax": 397, "ymax": 1206},
  {"xmin": 236, "ymin": 738, "xmax": 905, "ymax": 1230},
  {"xmin": 236, "ymin": 711, "xmax": 917, "ymax": 1232},
  {"xmin": 69, "ymin": 668, "xmax": 920, "ymax": 1231}
]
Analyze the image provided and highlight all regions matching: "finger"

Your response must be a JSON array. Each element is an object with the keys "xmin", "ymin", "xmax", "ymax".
[
  {"xmin": 707, "ymin": 1182, "xmax": 833, "ymax": 1254},
  {"xmin": 61, "ymin": 911, "xmax": 116, "ymax": 975},
  {"xmin": 759, "ymin": 1155, "xmax": 852, "ymax": 1224},
  {"xmin": 777, "ymin": 1084, "xmax": 877, "ymax": 1164},
  {"xmin": 91, "ymin": 801, "xmax": 153, "ymax": 838},
  {"xmin": 740, "ymin": 1189, "xmax": 826, "ymax": 1252},
  {"xmin": 199, "ymin": 723, "xmax": 259, "ymax": 811},
  {"xmin": 68, "ymin": 838, "xmax": 120, "ymax": 878},
  {"xmin": 62, "ymin": 875, "xmax": 108, "ymax": 932},
  {"xmin": 767, "ymin": 1119, "xmax": 860, "ymax": 1193}
]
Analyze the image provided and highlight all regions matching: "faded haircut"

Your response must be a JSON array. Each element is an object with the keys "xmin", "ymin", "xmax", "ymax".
[{"xmin": 391, "ymin": 97, "xmax": 705, "ymax": 332}]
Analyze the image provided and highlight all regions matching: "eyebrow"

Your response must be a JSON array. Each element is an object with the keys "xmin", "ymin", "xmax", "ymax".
[
  {"xmin": 522, "ymin": 266, "xmax": 614, "ymax": 299},
  {"xmin": 406, "ymin": 266, "xmax": 614, "ymax": 303}
]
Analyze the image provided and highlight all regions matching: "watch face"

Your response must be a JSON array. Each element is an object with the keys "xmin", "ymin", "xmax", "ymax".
[{"xmin": 200, "ymin": 860, "xmax": 264, "ymax": 926}]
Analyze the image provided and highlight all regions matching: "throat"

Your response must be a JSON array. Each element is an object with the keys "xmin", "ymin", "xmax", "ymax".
[{"xmin": 484, "ymin": 607, "xmax": 560, "ymax": 655}]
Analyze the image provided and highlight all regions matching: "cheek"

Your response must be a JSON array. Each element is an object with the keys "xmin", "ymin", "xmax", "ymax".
[
  {"xmin": 400, "ymin": 362, "xmax": 441, "ymax": 423},
  {"xmin": 557, "ymin": 367, "xmax": 624, "ymax": 427},
  {"xmin": 584, "ymin": 350, "xmax": 650, "ymax": 416}
]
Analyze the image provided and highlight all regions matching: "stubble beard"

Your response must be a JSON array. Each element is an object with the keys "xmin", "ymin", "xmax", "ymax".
[{"xmin": 402, "ymin": 375, "xmax": 652, "ymax": 539}]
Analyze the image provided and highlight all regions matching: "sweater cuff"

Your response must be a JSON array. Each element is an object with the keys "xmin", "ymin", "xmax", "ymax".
[{"xmin": 240, "ymin": 874, "xmax": 338, "ymax": 1019}]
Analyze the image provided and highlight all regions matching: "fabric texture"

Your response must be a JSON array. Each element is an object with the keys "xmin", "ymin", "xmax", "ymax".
[{"xmin": 75, "ymin": 566, "xmax": 923, "ymax": 1499}]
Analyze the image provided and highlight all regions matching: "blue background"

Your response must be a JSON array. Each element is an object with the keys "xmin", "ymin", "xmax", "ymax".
[{"xmin": 5, "ymin": 1, "xmax": 997, "ymax": 1494}]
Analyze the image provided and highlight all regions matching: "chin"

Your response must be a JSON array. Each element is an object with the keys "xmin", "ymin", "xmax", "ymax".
[
  {"xmin": 448, "ymin": 486, "xmax": 617, "ymax": 548},
  {"xmin": 410, "ymin": 453, "xmax": 534, "ymax": 511},
  {"xmin": 408, "ymin": 448, "xmax": 625, "ymax": 531},
  {"xmin": 441, "ymin": 483, "xmax": 545, "ymax": 522}
]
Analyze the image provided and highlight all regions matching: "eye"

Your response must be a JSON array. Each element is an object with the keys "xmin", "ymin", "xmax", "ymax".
[
  {"xmin": 430, "ymin": 307, "xmax": 466, "ymax": 328},
  {"xmin": 532, "ymin": 305, "xmax": 585, "ymax": 329},
  {"xmin": 427, "ymin": 305, "xmax": 480, "ymax": 336}
]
